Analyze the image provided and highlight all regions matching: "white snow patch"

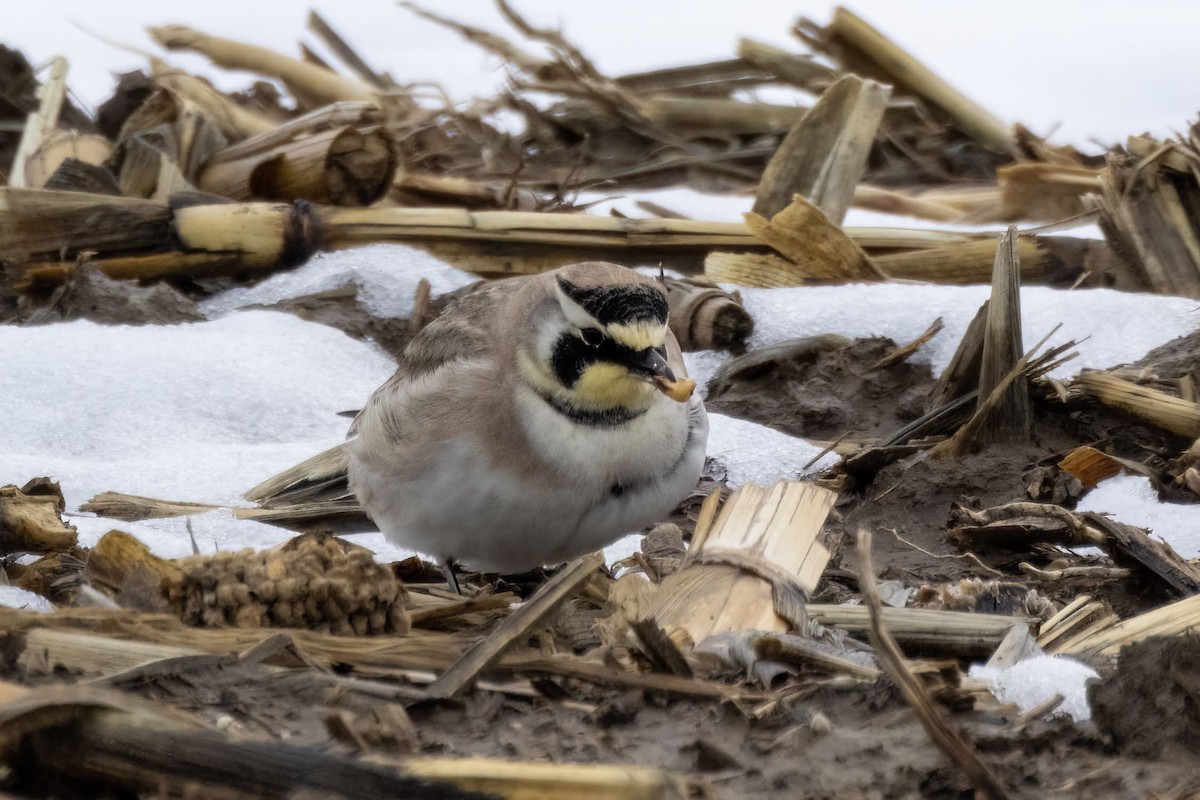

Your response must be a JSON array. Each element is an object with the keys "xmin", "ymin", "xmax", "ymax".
[
  {"xmin": 0, "ymin": 586, "xmax": 53, "ymax": 613},
  {"xmin": 0, "ymin": 310, "xmax": 394, "ymax": 509},
  {"xmin": 707, "ymin": 413, "xmax": 838, "ymax": 487},
  {"xmin": 1076, "ymin": 474, "xmax": 1200, "ymax": 559},
  {"xmin": 734, "ymin": 284, "xmax": 1199, "ymax": 381},
  {"xmin": 970, "ymin": 655, "xmax": 1099, "ymax": 722},
  {"xmin": 0, "ymin": 310, "xmax": 401, "ymax": 561},
  {"xmin": 200, "ymin": 244, "xmax": 479, "ymax": 320}
]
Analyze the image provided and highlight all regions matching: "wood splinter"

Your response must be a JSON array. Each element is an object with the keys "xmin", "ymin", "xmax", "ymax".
[
  {"xmin": 427, "ymin": 552, "xmax": 603, "ymax": 699},
  {"xmin": 646, "ymin": 480, "xmax": 837, "ymax": 645},
  {"xmin": 856, "ymin": 529, "xmax": 1017, "ymax": 800}
]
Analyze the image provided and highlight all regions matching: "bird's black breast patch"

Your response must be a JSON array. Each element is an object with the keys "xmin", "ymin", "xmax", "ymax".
[{"xmin": 558, "ymin": 278, "xmax": 668, "ymax": 325}]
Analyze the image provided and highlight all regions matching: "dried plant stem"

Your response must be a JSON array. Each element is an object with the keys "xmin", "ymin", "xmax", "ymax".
[{"xmin": 856, "ymin": 529, "xmax": 1017, "ymax": 800}]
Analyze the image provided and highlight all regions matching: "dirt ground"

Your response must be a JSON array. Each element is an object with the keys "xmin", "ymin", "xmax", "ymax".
[{"xmin": 8, "ymin": 271, "xmax": 1200, "ymax": 799}]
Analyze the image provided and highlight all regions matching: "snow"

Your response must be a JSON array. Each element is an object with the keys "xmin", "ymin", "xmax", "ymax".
[
  {"xmin": 0, "ymin": 310, "xmax": 413, "ymax": 561},
  {"xmin": 970, "ymin": 655, "xmax": 1100, "ymax": 722},
  {"xmin": 0, "ymin": 586, "xmax": 54, "ymax": 614},
  {"xmin": 731, "ymin": 283, "xmax": 1199, "ymax": 381},
  {"xmin": 1077, "ymin": 475, "xmax": 1200, "ymax": 559},
  {"xmin": 200, "ymin": 245, "xmax": 480, "ymax": 321},
  {"xmin": 708, "ymin": 413, "xmax": 837, "ymax": 485},
  {"xmin": 0, "ymin": 310, "xmax": 393, "ymax": 509}
]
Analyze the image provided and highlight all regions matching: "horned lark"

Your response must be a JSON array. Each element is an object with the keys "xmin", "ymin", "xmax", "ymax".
[{"xmin": 345, "ymin": 262, "xmax": 708, "ymax": 578}]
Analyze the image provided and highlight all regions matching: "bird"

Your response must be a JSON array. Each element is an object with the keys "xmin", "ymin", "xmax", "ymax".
[{"xmin": 344, "ymin": 261, "xmax": 709, "ymax": 586}]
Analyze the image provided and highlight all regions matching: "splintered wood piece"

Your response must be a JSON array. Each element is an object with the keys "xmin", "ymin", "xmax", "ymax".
[
  {"xmin": 873, "ymin": 237, "xmax": 1042, "ymax": 285},
  {"xmin": 975, "ymin": 226, "xmax": 1032, "ymax": 444},
  {"xmin": 1057, "ymin": 446, "xmax": 1122, "ymax": 488},
  {"xmin": 985, "ymin": 623, "xmax": 1040, "ymax": 671},
  {"xmin": 736, "ymin": 38, "xmax": 838, "ymax": 93},
  {"xmin": 743, "ymin": 194, "xmax": 887, "ymax": 285},
  {"xmin": 0, "ymin": 484, "xmax": 78, "ymax": 556},
  {"xmin": 1036, "ymin": 594, "xmax": 1102, "ymax": 649},
  {"xmin": 401, "ymin": 757, "xmax": 692, "ymax": 800},
  {"xmin": 150, "ymin": 61, "xmax": 278, "ymax": 139},
  {"xmin": 647, "ymin": 480, "xmax": 836, "ymax": 645},
  {"xmin": 855, "ymin": 531, "xmax": 1017, "ymax": 800},
  {"xmin": 1075, "ymin": 371, "xmax": 1200, "ymax": 438},
  {"xmin": 704, "ymin": 251, "xmax": 810, "ymax": 287},
  {"xmin": 8, "ymin": 56, "xmax": 68, "ymax": 189},
  {"xmin": 1099, "ymin": 147, "xmax": 1200, "ymax": 297},
  {"xmin": 198, "ymin": 124, "xmax": 398, "ymax": 206},
  {"xmin": 147, "ymin": 25, "xmax": 378, "ymax": 107},
  {"xmin": 81, "ymin": 530, "xmax": 183, "ymax": 597},
  {"xmin": 870, "ymin": 317, "xmax": 943, "ymax": 370},
  {"xmin": 0, "ymin": 682, "xmax": 488, "ymax": 799},
  {"xmin": 948, "ymin": 502, "xmax": 1107, "ymax": 550},
  {"xmin": 1060, "ymin": 593, "xmax": 1200, "ymax": 656},
  {"xmin": 427, "ymin": 553, "xmax": 604, "ymax": 699},
  {"xmin": 107, "ymin": 87, "xmax": 228, "ymax": 197},
  {"xmin": 1084, "ymin": 512, "xmax": 1200, "ymax": 597},
  {"xmin": 952, "ymin": 502, "xmax": 1200, "ymax": 598},
  {"xmin": 807, "ymin": 604, "xmax": 1021, "ymax": 658},
  {"xmin": 662, "ymin": 277, "xmax": 753, "ymax": 352},
  {"xmin": 80, "ymin": 492, "xmax": 218, "ymax": 522},
  {"xmin": 807, "ymin": 8, "xmax": 1017, "ymax": 157},
  {"xmin": 933, "ymin": 324, "xmax": 1068, "ymax": 460},
  {"xmin": 22, "ymin": 132, "xmax": 111, "ymax": 189},
  {"xmin": 928, "ymin": 301, "xmax": 988, "ymax": 411},
  {"xmin": 996, "ymin": 162, "xmax": 1102, "ymax": 222},
  {"xmin": 753, "ymin": 74, "xmax": 891, "ymax": 224}
]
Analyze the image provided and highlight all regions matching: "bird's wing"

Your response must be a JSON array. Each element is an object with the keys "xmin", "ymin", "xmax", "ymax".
[
  {"xmin": 396, "ymin": 279, "xmax": 523, "ymax": 379},
  {"xmin": 245, "ymin": 276, "xmax": 529, "ymax": 516}
]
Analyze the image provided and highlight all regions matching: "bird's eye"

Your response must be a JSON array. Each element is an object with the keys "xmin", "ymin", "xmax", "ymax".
[{"xmin": 580, "ymin": 328, "xmax": 604, "ymax": 347}]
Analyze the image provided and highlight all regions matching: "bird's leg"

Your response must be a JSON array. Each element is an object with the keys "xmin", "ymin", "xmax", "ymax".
[{"xmin": 441, "ymin": 558, "xmax": 462, "ymax": 595}]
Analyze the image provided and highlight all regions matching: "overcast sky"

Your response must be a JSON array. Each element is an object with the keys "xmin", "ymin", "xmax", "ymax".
[{"xmin": 6, "ymin": 1, "xmax": 1199, "ymax": 148}]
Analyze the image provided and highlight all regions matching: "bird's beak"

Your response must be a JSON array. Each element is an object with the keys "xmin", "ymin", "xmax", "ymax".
[{"xmin": 624, "ymin": 347, "xmax": 696, "ymax": 403}]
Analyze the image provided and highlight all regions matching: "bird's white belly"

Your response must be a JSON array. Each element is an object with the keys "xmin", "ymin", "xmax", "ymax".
[{"xmin": 352, "ymin": 398, "xmax": 707, "ymax": 573}]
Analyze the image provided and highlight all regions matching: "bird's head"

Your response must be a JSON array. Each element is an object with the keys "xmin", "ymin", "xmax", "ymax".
[{"xmin": 519, "ymin": 263, "xmax": 695, "ymax": 412}]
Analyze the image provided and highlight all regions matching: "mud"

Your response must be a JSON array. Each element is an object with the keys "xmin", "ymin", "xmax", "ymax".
[
  {"xmin": 1089, "ymin": 634, "xmax": 1200, "ymax": 760},
  {"xmin": 17, "ymin": 653, "xmax": 1193, "ymax": 800},
  {"xmin": 255, "ymin": 287, "xmax": 459, "ymax": 361},
  {"xmin": 18, "ymin": 263, "xmax": 205, "ymax": 326},
  {"xmin": 1128, "ymin": 326, "xmax": 1200, "ymax": 382},
  {"xmin": 705, "ymin": 336, "xmax": 933, "ymax": 441}
]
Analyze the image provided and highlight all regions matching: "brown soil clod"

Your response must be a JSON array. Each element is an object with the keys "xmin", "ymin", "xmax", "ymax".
[
  {"xmin": 706, "ymin": 335, "xmax": 933, "ymax": 441},
  {"xmin": 1089, "ymin": 634, "xmax": 1200, "ymax": 759}
]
